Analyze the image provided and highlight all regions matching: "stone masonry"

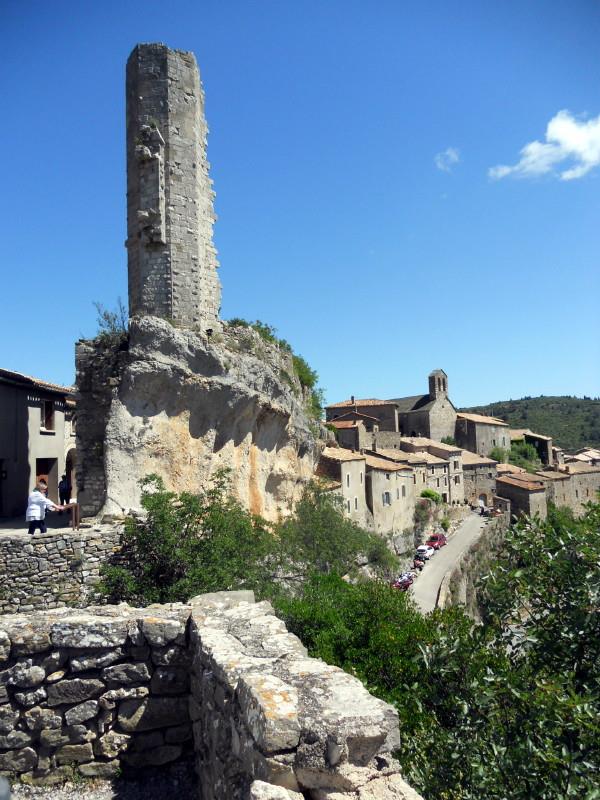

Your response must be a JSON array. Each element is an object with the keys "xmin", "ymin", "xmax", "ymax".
[
  {"xmin": 126, "ymin": 44, "xmax": 221, "ymax": 330},
  {"xmin": 0, "ymin": 592, "xmax": 422, "ymax": 799}
]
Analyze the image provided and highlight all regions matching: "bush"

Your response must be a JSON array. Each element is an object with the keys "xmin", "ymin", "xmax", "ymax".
[
  {"xmin": 93, "ymin": 298, "xmax": 128, "ymax": 346},
  {"xmin": 488, "ymin": 446, "xmax": 508, "ymax": 463},
  {"xmin": 421, "ymin": 489, "xmax": 442, "ymax": 504},
  {"xmin": 440, "ymin": 517, "xmax": 450, "ymax": 532}
]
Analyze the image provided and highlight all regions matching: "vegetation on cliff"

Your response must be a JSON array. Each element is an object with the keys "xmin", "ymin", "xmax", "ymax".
[{"xmin": 462, "ymin": 395, "xmax": 600, "ymax": 451}]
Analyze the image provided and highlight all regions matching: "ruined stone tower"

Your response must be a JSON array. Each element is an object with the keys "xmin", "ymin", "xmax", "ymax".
[{"xmin": 126, "ymin": 44, "xmax": 221, "ymax": 329}]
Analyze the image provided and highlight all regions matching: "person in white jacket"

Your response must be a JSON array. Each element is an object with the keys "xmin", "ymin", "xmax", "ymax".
[{"xmin": 25, "ymin": 482, "xmax": 64, "ymax": 535}]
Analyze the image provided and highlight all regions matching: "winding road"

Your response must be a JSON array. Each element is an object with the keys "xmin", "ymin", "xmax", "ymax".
[{"xmin": 410, "ymin": 512, "xmax": 487, "ymax": 613}]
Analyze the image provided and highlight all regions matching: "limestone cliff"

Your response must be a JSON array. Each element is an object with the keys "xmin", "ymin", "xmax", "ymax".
[{"xmin": 76, "ymin": 318, "xmax": 322, "ymax": 521}]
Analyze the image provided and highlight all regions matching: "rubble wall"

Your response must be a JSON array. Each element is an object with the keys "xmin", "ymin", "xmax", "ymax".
[
  {"xmin": 0, "ymin": 528, "xmax": 122, "ymax": 615},
  {"xmin": 0, "ymin": 592, "xmax": 422, "ymax": 799}
]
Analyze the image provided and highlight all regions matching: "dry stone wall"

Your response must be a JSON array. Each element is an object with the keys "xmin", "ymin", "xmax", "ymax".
[
  {"xmin": 0, "ymin": 592, "xmax": 422, "ymax": 799},
  {"xmin": 0, "ymin": 527, "xmax": 122, "ymax": 615}
]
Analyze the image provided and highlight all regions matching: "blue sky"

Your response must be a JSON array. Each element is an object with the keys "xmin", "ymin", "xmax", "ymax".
[{"xmin": 1, "ymin": 0, "xmax": 599, "ymax": 407}]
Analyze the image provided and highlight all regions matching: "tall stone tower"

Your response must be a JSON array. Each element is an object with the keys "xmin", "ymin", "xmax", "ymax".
[{"xmin": 126, "ymin": 44, "xmax": 221, "ymax": 330}]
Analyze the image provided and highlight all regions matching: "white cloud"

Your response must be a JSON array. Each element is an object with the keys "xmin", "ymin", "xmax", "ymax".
[
  {"xmin": 434, "ymin": 147, "xmax": 460, "ymax": 172},
  {"xmin": 489, "ymin": 110, "xmax": 600, "ymax": 181}
]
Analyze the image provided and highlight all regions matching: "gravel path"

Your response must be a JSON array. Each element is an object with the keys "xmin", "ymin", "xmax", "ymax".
[{"xmin": 8, "ymin": 763, "xmax": 195, "ymax": 800}]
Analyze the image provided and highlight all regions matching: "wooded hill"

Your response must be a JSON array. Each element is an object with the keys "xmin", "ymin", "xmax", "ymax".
[{"xmin": 461, "ymin": 395, "xmax": 600, "ymax": 452}]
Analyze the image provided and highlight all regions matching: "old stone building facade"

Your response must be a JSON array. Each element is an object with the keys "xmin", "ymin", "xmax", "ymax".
[
  {"xmin": 455, "ymin": 412, "xmax": 510, "ymax": 457},
  {"xmin": 461, "ymin": 450, "xmax": 498, "ymax": 506},
  {"xmin": 0, "ymin": 368, "xmax": 76, "ymax": 516}
]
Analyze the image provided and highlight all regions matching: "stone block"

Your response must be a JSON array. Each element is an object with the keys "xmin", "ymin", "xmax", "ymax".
[
  {"xmin": 0, "ymin": 631, "xmax": 9, "ymax": 663},
  {"xmin": 141, "ymin": 616, "xmax": 187, "ymax": 646},
  {"xmin": 94, "ymin": 730, "xmax": 131, "ymax": 759},
  {"xmin": 46, "ymin": 678, "xmax": 104, "ymax": 707},
  {"xmin": 249, "ymin": 781, "xmax": 304, "ymax": 800},
  {"xmin": 118, "ymin": 696, "xmax": 190, "ymax": 732},
  {"xmin": 70, "ymin": 648, "xmax": 123, "ymax": 672},
  {"xmin": 8, "ymin": 623, "xmax": 50, "ymax": 655},
  {"xmin": 78, "ymin": 760, "xmax": 120, "ymax": 778},
  {"xmin": 0, "ymin": 706, "xmax": 19, "ymax": 734},
  {"xmin": 14, "ymin": 687, "xmax": 46, "ymax": 707},
  {"xmin": 123, "ymin": 744, "xmax": 182, "ymax": 768},
  {"xmin": 164, "ymin": 723, "xmax": 192, "ymax": 744},
  {"xmin": 50, "ymin": 616, "xmax": 128, "ymax": 648},
  {"xmin": 40, "ymin": 725, "xmax": 94, "ymax": 747},
  {"xmin": 8, "ymin": 663, "xmax": 45, "ymax": 688},
  {"xmin": 237, "ymin": 672, "xmax": 300, "ymax": 753},
  {"xmin": 102, "ymin": 661, "xmax": 151, "ymax": 685},
  {"xmin": 55, "ymin": 742, "xmax": 94, "ymax": 764},
  {"xmin": 150, "ymin": 666, "xmax": 189, "ymax": 695},
  {"xmin": 20, "ymin": 766, "xmax": 73, "ymax": 786},
  {"xmin": 0, "ymin": 746, "xmax": 37, "ymax": 772},
  {"xmin": 23, "ymin": 706, "xmax": 62, "ymax": 731},
  {"xmin": 65, "ymin": 700, "xmax": 98, "ymax": 726},
  {"xmin": 0, "ymin": 729, "xmax": 32, "ymax": 748},
  {"xmin": 99, "ymin": 685, "xmax": 149, "ymax": 710},
  {"xmin": 130, "ymin": 730, "xmax": 163, "ymax": 751},
  {"xmin": 151, "ymin": 644, "xmax": 191, "ymax": 666}
]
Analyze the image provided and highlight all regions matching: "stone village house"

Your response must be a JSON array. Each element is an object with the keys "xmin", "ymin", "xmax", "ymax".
[{"xmin": 0, "ymin": 368, "xmax": 76, "ymax": 516}]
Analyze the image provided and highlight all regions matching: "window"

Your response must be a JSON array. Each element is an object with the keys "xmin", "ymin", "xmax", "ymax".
[
  {"xmin": 360, "ymin": 472, "xmax": 363, "ymax": 484},
  {"xmin": 346, "ymin": 474, "xmax": 350, "ymax": 488},
  {"xmin": 413, "ymin": 474, "xmax": 416, "ymax": 484},
  {"xmin": 396, "ymin": 488, "xmax": 400, "ymax": 499},
  {"xmin": 354, "ymin": 496, "xmax": 358, "ymax": 510},
  {"xmin": 454, "ymin": 460, "xmax": 459, "ymax": 470},
  {"xmin": 422, "ymin": 473, "xmax": 426, "ymax": 482},
  {"xmin": 444, "ymin": 477, "xmax": 447, "ymax": 486},
  {"xmin": 502, "ymin": 437, "xmax": 506, "ymax": 446},
  {"xmin": 346, "ymin": 499, "xmax": 351, "ymax": 512},
  {"xmin": 429, "ymin": 467, "xmax": 434, "ymax": 475},
  {"xmin": 41, "ymin": 401, "xmax": 55, "ymax": 431},
  {"xmin": 488, "ymin": 472, "xmax": 493, "ymax": 478},
  {"xmin": 575, "ymin": 490, "xmax": 579, "ymax": 499},
  {"xmin": 385, "ymin": 473, "xmax": 390, "ymax": 480},
  {"xmin": 383, "ymin": 491, "xmax": 391, "ymax": 506},
  {"xmin": 436, "ymin": 478, "xmax": 440, "ymax": 487},
  {"xmin": 402, "ymin": 485, "xmax": 406, "ymax": 498},
  {"xmin": 454, "ymin": 475, "xmax": 460, "ymax": 484}
]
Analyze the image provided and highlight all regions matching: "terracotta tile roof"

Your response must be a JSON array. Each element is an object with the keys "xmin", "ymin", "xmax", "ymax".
[
  {"xmin": 370, "ymin": 448, "xmax": 428, "ymax": 466},
  {"xmin": 400, "ymin": 436, "xmax": 461, "ymax": 453},
  {"xmin": 365, "ymin": 455, "xmax": 412, "ymax": 472},
  {"xmin": 536, "ymin": 470, "xmax": 569, "ymax": 481},
  {"xmin": 333, "ymin": 410, "xmax": 380, "ymax": 422},
  {"xmin": 320, "ymin": 447, "xmax": 365, "ymax": 463},
  {"xmin": 457, "ymin": 412, "xmax": 508, "ymax": 427},
  {"xmin": 497, "ymin": 463, "xmax": 526, "ymax": 475},
  {"xmin": 326, "ymin": 398, "xmax": 395, "ymax": 409},
  {"xmin": 418, "ymin": 452, "xmax": 448, "ymax": 465},
  {"xmin": 497, "ymin": 474, "xmax": 546, "ymax": 492},
  {"xmin": 510, "ymin": 428, "xmax": 552, "ymax": 441},
  {"xmin": 461, "ymin": 450, "xmax": 496, "ymax": 466},
  {"xmin": 0, "ymin": 367, "xmax": 75, "ymax": 396},
  {"xmin": 560, "ymin": 462, "xmax": 600, "ymax": 475},
  {"xmin": 328, "ymin": 420, "xmax": 359, "ymax": 430}
]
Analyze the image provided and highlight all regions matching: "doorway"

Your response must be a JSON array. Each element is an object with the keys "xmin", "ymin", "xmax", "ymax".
[{"xmin": 36, "ymin": 457, "xmax": 58, "ymax": 502}]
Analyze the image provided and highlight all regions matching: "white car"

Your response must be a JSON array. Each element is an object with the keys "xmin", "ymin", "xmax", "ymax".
[{"xmin": 416, "ymin": 545, "xmax": 435, "ymax": 560}]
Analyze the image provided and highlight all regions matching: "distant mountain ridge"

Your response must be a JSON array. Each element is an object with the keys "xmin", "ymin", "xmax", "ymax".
[{"xmin": 460, "ymin": 396, "xmax": 600, "ymax": 452}]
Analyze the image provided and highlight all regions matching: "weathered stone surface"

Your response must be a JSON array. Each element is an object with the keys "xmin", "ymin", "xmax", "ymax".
[
  {"xmin": 249, "ymin": 781, "xmax": 304, "ymax": 800},
  {"xmin": 78, "ymin": 759, "xmax": 120, "ymax": 777},
  {"xmin": 0, "ymin": 746, "xmax": 37, "ymax": 772},
  {"xmin": 130, "ymin": 730, "xmax": 163, "ymax": 751},
  {"xmin": 94, "ymin": 730, "xmax": 130, "ymax": 759},
  {"xmin": 164, "ymin": 724, "xmax": 192, "ymax": 744},
  {"xmin": 70, "ymin": 648, "xmax": 123, "ymax": 672},
  {"xmin": 23, "ymin": 706, "xmax": 62, "ymax": 731},
  {"xmin": 14, "ymin": 687, "xmax": 46, "ymax": 707},
  {"xmin": 55, "ymin": 742, "xmax": 94, "ymax": 764},
  {"xmin": 46, "ymin": 678, "xmax": 104, "ymax": 707},
  {"xmin": 123, "ymin": 744, "xmax": 182, "ymax": 768},
  {"xmin": 237, "ymin": 673, "xmax": 300, "ymax": 753},
  {"xmin": 64, "ymin": 700, "xmax": 98, "ymax": 726},
  {"xmin": 0, "ymin": 705, "xmax": 18, "ymax": 734},
  {"xmin": 40, "ymin": 725, "xmax": 94, "ymax": 747},
  {"xmin": 118, "ymin": 696, "xmax": 190, "ymax": 732},
  {"xmin": 20, "ymin": 766, "xmax": 72, "ymax": 786},
  {"xmin": 0, "ymin": 631, "xmax": 9, "ymax": 663},
  {"xmin": 99, "ymin": 685, "xmax": 149, "ymax": 709},
  {"xmin": 50, "ymin": 617, "xmax": 128, "ymax": 649},
  {"xmin": 357, "ymin": 773, "xmax": 426, "ymax": 799},
  {"xmin": 0, "ymin": 730, "xmax": 32, "ymax": 748},
  {"xmin": 102, "ymin": 662, "xmax": 150, "ymax": 685},
  {"xmin": 151, "ymin": 645, "xmax": 191, "ymax": 666},
  {"xmin": 8, "ymin": 663, "xmax": 45, "ymax": 688},
  {"xmin": 8, "ymin": 623, "xmax": 50, "ymax": 655},
  {"xmin": 46, "ymin": 669, "xmax": 67, "ymax": 683},
  {"xmin": 141, "ymin": 616, "xmax": 187, "ymax": 647},
  {"xmin": 150, "ymin": 666, "xmax": 189, "ymax": 695}
]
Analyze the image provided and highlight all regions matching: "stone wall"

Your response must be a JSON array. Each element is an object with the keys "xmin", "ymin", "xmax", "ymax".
[
  {"xmin": 0, "ymin": 592, "xmax": 423, "ymax": 799},
  {"xmin": 0, "ymin": 527, "xmax": 121, "ymax": 615}
]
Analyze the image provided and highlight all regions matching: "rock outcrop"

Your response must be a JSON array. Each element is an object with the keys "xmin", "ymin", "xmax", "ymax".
[{"xmin": 76, "ymin": 318, "xmax": 322, "ymax": 520}]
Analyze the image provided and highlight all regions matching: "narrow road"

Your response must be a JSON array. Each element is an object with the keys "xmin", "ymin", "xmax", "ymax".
[{"xmin": 411, "ymin": 512, "xmax": 486, "ymax": 613}]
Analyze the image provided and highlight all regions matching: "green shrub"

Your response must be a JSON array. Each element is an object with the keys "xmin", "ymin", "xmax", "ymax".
[
  {"xmin": 420, "ymin": 489, "xmax": 442, "ymax": 504},
  {"xmin": 440, "ymin": 517, "xmax": 450, "ymax": 532},
  {"xmin": 488, "ymin": 446, "xmax": 508, "ymax": 463}
]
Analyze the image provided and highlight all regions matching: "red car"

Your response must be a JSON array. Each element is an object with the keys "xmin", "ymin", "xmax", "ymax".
[{"xmin": 426, "ymin": 533, "xmax": 447, "ymax": 550}]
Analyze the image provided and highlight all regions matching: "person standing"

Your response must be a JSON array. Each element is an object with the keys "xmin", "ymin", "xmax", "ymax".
[
  {"xmin": 25, "ymin": 482, "xmax": 63, "ymax": 535},
  {"xmin": 58, "ymin": 474, "xmax": 71, "ymax": 511}
]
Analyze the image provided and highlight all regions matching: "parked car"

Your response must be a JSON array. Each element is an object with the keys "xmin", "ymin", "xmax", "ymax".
[
  {"xmin": 416, "ymin": 544, "xmax": 435, "ymax": 560},
  {"xmin": 426, "ymin": 533, "xmax": 447, "ymax": 549}
]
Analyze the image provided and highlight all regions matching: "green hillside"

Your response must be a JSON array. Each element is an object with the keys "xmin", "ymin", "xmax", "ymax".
[{"xmin": 461, "ymin": 396, "xmax": 600, "ymax": 452}]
